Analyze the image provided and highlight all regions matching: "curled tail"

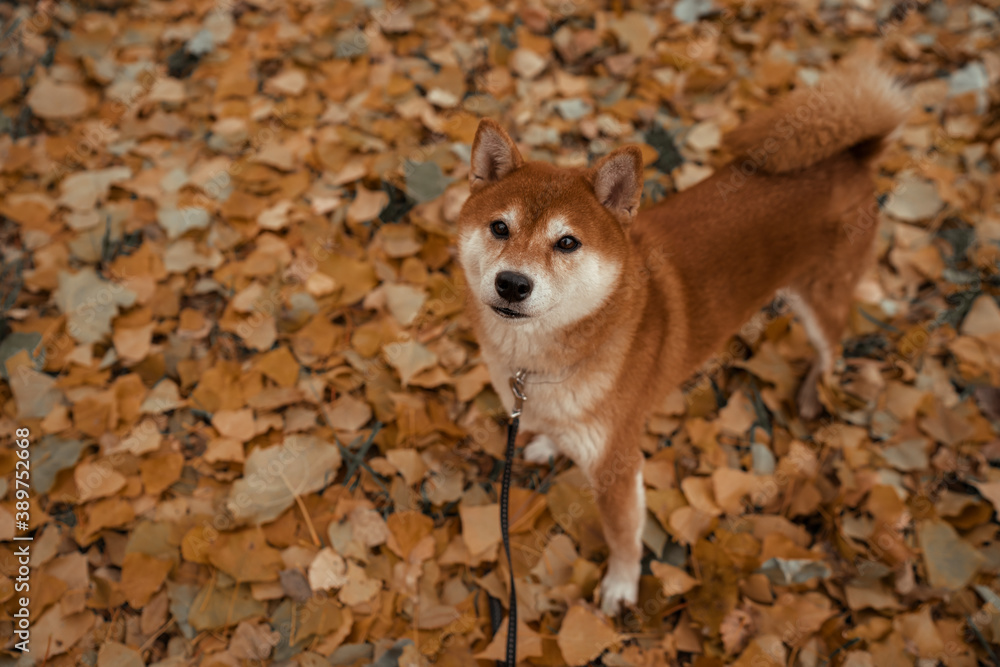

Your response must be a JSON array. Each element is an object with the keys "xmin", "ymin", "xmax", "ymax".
[{"xmin": 724, "ymin": 63, "xmax": 909, "ymax": 174}]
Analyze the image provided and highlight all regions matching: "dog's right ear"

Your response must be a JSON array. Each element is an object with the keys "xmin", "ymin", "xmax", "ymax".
[{"xmin": 469, "ymin": 119, "xmax": 523, "ymax": 193}]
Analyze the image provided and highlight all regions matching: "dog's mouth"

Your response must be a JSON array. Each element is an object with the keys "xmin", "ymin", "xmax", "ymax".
[{"xmin": 491, "ymin": 305, "xmax": 529, "ymax": 319}]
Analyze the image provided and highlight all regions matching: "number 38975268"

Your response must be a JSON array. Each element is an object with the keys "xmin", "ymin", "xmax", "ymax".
[{"xmin": 14, "ymin": 428, "xmax": 30, "ymax": 517}]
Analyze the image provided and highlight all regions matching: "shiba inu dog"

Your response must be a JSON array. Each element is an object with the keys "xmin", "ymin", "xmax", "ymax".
[{"xmin": 456, "ymin": 64, "xmax": 908, "ymax": 614}]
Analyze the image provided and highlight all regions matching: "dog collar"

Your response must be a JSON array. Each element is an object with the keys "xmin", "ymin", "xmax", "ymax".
[{"xmin": 508, "ymin": 368, "xmax": 527, "ymax": 419}]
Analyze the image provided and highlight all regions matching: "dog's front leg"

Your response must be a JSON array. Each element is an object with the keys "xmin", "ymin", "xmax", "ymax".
[
  {"xmin": 589, "ymin": 438, "xmax": 645, "ymax": 615},
  {"xmin": 522, "ymin": 433, "xmax": 558, "ymax": 463}
]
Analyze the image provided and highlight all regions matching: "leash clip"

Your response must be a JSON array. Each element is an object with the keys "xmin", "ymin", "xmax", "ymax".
[{"xmin": 509, "ymin": 368, "xmax": 527, "ymax": 420}]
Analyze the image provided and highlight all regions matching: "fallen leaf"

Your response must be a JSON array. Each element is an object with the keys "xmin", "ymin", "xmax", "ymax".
[
  {"xmin": 557, "ymin": 604, "xmax": 620, "ymax": 665},
  {"xmin": 120, "ymin": 553, "xmax": 173, "ymax": 608},
  {"xmin": 384, "ymin": 339, "xmax": 438, "ymax": 386},
  {"xmin": 227, "ymin": 434, "xmax": 341, "ymax": 524},
  {"xmin": 326, "ymin": 394, "xmax": 372, "ymax": 430},
  {"xmin": 650, "ymin": 561, "xmax": 699, "ymax": 596},
  {"xmin": 209, "ymin": 529, "xmax": 283, "ymax": 582},
  {"xmin": 347, "ymin": 187, "xmax": 389, "ymax": 224},
  {"xmin": 55, "ymin": 268, "xmax": 137, "ymax": 344},
  {"xmin": 916, "ymin": 518, "xmax": 985, "ymax": 590},
  {"xmin": 97, "ymin": 642, "xmax": 143, "ymax": 667},
  {"xmin": 212, "ymin": 408, "xmax": 256, "ymax": 442},
  {"xmin": 475, "ymin": 616, "xmax": 544, "ymax": 663},
  {"xmin": 309, "ymin": 547, "xmax": 349, "ymax": 590},
  {"xmin": 961, "ymin": 294, "xmax": 1000, "ymax": 338},
  {"xmin": 74, "ymin": 460, "xmax": 126, "ymax": 501},
  {"xmin": 112, "ymin": 323, "xmax": 155, "ymax": 363},
  {"xmin": 230, "ymin": 620, "xmax": 281, "ymax": 660},
  {"xmin": 7, "ymin": 353, "xmax": 63, "ymax": 419},
  {"xmin": 459, "ymin": 502, "xmax": 500, "ymax": 557},
  {"xmin": 884, "ymin": 175, "xmax": 944, "ymax": 222},
  {"xmin": 27, "ymin": 78, "xmax": 88, "ymax": 119}
]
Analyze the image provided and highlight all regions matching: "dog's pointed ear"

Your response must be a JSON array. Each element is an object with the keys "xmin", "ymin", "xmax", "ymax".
[
  {"xmin": 592, "ymin": 146, "xmax": 644, "ymax": 224},
  {"xmin": 469, "ymin": 119, "xmax": 524, "ymax": 193}
]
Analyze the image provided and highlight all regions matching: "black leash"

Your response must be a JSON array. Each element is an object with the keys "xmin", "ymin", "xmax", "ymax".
[{"xmin": 494, "ymin": 369, "xmax": 527, "ymax": 666}]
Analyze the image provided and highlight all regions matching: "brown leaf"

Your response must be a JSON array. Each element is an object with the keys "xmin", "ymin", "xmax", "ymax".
[
  {"xmin": 120, "ymin": 553, "xmax": 172, "ymax": 608},
  {"xmin": 74, "ymin": 460, "xmax": 126, "ymax": 502},
  {"xmin": 226, "ymin": 434, "xmax": 341, "ymax": 524},
  {"xmin": 916, "ymin": 518, "xmax": 984, "ymax": 590},
  {"xmin": 476, "ymin": 616, "xmax": 544, "ymax": 663},
  {"xmin": 686, "ymin": 539, "xmax": 740, "ymax": 635},
  {"xmin": 27, "ymin": 78, "xmax": 88, "ymax": 119},
  {"xmin": 139, "ymin": 452, "xmax": 184, "ymax": 495},
  {"xmin": 650, "ymin": 561, "xmax": 699, "ymax": 597},
  {"xmin": 962, "ymin": 294, "xmax": 1000, "ymax": 338},
  {"xmin": 719, "ymin": 607, "xmax": 754, "ymax": 655},
  {"xmin": 385, "ymin": 511, "xmax": 434, "ymax": 560},
  {"xmin": 974, "ymin": 481, "xmax": 1000, "ymax": 516},
  {"xmin": 209, "ymin": 530, "xmax": 283, "ymax": 583},
  {"xmin": 112, "ymin": 323, "xmax": 155, "ymax": 363},
  {"xmin": 212, "ymin": 408, "xmax": 256, "ymax": 442},
  {"xmin": 347, "ymin": 187, "xmax": 389, "ymax": 224},
  {"xmin": 384, "ymin": 339, "xmax": 438, "ymax": 386},
  {"xmin": 31, "ymin": 608, "xmax": 95, "ymax": 657},
  {"xmin": 557, "ymin": 605, "xmax": 620, "ymax": 665},
  {"xmin": 308, "ymin": 548, "xmax": 349, "ymax": 590},
  {"xmin": 97, "ymin": 642, "xmax": 144, "ymax": 667},
  {"xmin": 459, "ymin": 502, "xmax": 501, "ymax": 558},
  {"xmin": 326, "ymin": 394, "xmax": 372, "ymax": 430},
  {"xmin": 230, "ymin": 620, "xmax": 281, "ymax": 660}
]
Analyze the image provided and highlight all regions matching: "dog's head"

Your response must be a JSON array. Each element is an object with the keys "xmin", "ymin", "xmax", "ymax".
[{"xmin": 457, "ymin": 119, "xmax": 643, "ymax": 330}]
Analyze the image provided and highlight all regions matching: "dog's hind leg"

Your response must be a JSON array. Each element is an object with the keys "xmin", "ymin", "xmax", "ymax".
[
  {"xmin": 782, "ymin": 220, "xmax": 875, "ymax": 419},
  {"xmin": 780, "ymin": 286, "xmax": 839, "ymax": 419}
]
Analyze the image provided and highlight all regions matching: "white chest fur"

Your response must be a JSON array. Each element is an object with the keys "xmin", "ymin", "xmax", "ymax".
[{"xmin": 480, "ymin": 339, "xmax": 613, "ymax": 474}]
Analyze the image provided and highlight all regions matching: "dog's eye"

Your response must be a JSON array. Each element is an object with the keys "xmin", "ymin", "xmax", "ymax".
[
  {"xmin": 555, "ymin": 236, "xmax": 580, "ymax": 252},
  {"xmin": 490, "ymin": 221, "xmax": 509, "ymax": 239}
]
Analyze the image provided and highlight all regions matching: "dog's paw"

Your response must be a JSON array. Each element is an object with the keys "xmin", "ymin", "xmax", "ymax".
[
  {"xmin": 523, "ymin": 434, "xmax": 557, "ymax": 464},
  {"xmin": 599, "ymin": 567, "xmax": 639, "ymax": 616}
]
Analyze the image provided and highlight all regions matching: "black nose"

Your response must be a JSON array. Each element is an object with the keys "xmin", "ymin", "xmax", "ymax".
[{"xmin": 495, "ymin": 271, "xmax": 532, "ymax": 302}]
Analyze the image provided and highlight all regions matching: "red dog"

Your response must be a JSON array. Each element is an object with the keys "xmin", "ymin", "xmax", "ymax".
[{"xmin": 457, "ymin": 64, "xmax": 907, "ymax": 613}]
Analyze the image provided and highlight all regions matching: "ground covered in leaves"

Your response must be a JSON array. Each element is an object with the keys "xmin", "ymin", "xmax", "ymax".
[{"xmin": 1, "ymin": 0, "xmax": 1000, "ymax": 665}]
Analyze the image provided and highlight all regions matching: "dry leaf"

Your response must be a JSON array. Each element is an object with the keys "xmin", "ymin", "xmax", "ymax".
[
  {"xmin": 209, "ymin": 529, "xmax": 283, "ymax": 582},
  {"xmin": 475, "ymin": 616, "xmax": 544, "ymax": 662},
  {"xmin": 916, "ymin": 519, "xmax": 984, "ymax": 590},
  {"xmin": 557, "ymin": 604, "xmax": 620, "ymax": 665},
  {"xmin": 55, "ymin": 268, "xmax": 137, "ymax": 344},
  {"xmin": 213, "ymin": 408, "xmax": 256, "ymax": 442},
  {"xmin": 74, "ymin": 460, "xmax": 126, "ymax": 501},
  {"xmin": 27, "ymin": 78, "xmax": 88, "ymax": 118},
  {"xmin": 459, "ymin": 502, "xmax": 501, "ymax": 557},
  {"xmin": 309, "ymin": 548, "xmax": 349, "ymax": 590},
  {"xmin": 97, "ymin": 642, "xmax": 144, "ymax": 667},
  {"xmin": 326, "ymin": 394, "xmax": 372, "ymax": 430},
  {"xmin": 385, "ymin": 339, "xmax": 438, "ymax": 386},
  {"xmin": 650, "ymin": 561, "xmax": 699, "ymax": 596},
  {"xmin": 6, "ymin": 4, "xmax": 998, "ymax": 663},
  {"xmin": 227, "ymin": 434, "xmax": 341, "ymax": 524},
  {"xmin": 120, "ymin": 553, "xmax": 172, "ymax": 608}
]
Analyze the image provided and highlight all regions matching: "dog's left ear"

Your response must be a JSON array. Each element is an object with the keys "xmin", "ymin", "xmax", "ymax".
[{"xmin": 592, "ymin": 146, "xmax": 644, "ymax": 224}]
